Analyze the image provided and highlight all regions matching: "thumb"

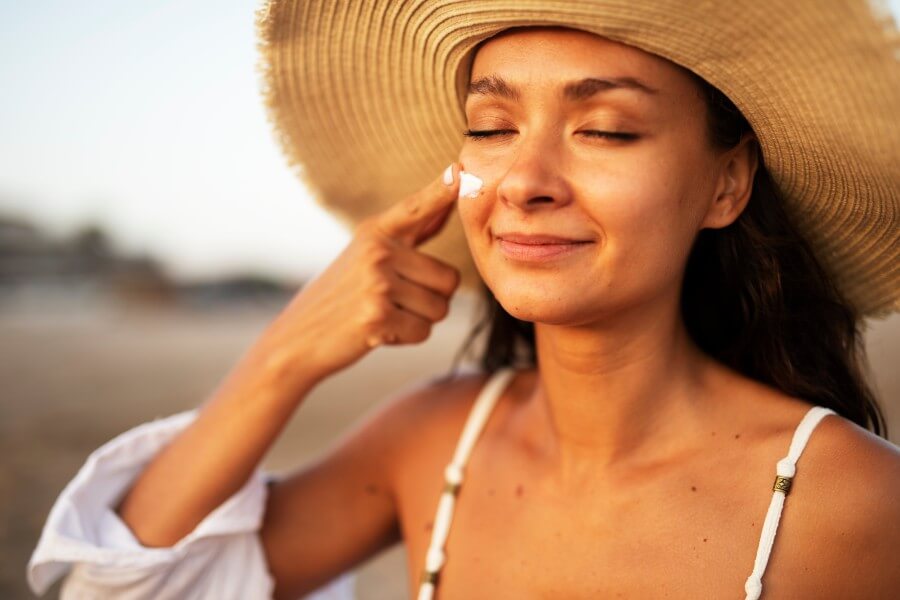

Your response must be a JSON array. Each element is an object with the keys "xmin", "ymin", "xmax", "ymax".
[{"xmin": 375, "ymin": 162, "xmax": 461, "ymax": 247}]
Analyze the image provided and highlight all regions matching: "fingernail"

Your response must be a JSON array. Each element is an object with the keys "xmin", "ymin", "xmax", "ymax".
[
  {"xmin": 458, "ymin": 171, "xmax": 483, "ymax": 198},
  {"xmin": 442, "ymin": 163, "xmax": 454, "ymax": 186}
]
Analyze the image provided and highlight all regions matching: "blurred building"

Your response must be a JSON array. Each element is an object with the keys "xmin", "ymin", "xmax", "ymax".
[{"xmin": 0, "ymin": 216, "xmax": 298, "ymax": 310}]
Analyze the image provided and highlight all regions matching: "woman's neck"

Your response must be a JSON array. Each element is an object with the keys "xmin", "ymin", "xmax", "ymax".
[{"xmin": 520, "ymin": 303, "xmax": 720, "ymax": 487}]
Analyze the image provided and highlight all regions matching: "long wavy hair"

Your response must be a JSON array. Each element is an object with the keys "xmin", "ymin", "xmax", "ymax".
[{"xmin": 445, "ymin": 70, "xmax": 888, "ymax": 438}]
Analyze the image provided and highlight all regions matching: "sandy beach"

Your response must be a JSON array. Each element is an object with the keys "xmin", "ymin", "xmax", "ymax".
[{"xmin": 1, "ymin": 289, "xmax": 484, "ymax": 599}]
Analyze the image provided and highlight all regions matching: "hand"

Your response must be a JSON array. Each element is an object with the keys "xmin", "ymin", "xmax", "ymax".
[{"xmin": 256, "ymin": 163, "xmax": 464, "ymax": 385}]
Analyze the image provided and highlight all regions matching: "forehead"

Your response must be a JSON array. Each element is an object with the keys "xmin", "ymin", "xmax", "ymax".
[{"xmin": 466, "ymin": 26, "xmax": 698, "ymax": 106}]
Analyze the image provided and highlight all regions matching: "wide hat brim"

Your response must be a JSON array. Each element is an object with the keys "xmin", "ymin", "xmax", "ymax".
[{"xmin": 255, "ymin": 0, "xmax": 899, "ymax": 317}]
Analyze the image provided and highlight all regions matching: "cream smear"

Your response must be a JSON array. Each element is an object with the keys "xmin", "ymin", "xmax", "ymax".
[{"xmin": 458, "ymin": 171, "xmax": 483, "ymax": 199}]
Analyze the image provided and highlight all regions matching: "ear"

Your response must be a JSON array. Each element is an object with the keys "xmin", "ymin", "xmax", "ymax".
[{"xmin": 700, "ymin": 133, "xmax": 760, "ymax": 230}]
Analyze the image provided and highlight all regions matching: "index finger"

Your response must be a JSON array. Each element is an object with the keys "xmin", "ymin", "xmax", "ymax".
[{"xmin": 375, "ymin": 162, "xmax": 461, "ymax": 246}]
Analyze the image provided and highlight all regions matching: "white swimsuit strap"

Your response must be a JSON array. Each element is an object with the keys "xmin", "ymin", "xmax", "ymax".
[
  {"xmin": 417, "ymin": 367, "xmax": 517, "ymax": 600},
  {"xmin": 450, "ymin": 367, "xmax": 518, "ymax": 467},
  {"xmin": 744, "ymin": 405, "xmax": 837, "ymax": 600},
  {"xmin": 418, "ymin": 371, "xmax": 836, "ymax": 600}
]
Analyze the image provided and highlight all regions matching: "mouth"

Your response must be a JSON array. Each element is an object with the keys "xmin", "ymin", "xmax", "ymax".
[{"xmin": 494, "ymin": 232, "xmax": 594, "ymax": 263}]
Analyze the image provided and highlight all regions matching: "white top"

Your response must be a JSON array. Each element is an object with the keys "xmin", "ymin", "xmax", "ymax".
[
  {"xmin": 26, "ymin": 408, "xmax": 356, "ymax": 600},
  {"xmin": 27, "ymin": 368, "xmax": 837, "ymax": 599}
]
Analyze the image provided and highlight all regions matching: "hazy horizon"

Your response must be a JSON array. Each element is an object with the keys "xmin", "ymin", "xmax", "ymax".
[{"xmin": 0, "ymin": 1, "xmax": 349, "ymax": 284}]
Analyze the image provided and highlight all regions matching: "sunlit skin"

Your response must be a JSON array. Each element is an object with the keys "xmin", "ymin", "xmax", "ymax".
[{"xmin": 456, "ymin": 25, "xmax": 763, "ymax": 485}]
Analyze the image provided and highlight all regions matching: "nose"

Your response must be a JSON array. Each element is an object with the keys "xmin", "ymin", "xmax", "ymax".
[{"xmin": 495, "ymin": 135, "xmax": 573, "ymax": 212}]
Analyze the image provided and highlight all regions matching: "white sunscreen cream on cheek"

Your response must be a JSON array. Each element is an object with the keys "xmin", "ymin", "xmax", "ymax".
[{"xmin": 458, "ymin": 171, "xmax": 483, "ymax": 199}]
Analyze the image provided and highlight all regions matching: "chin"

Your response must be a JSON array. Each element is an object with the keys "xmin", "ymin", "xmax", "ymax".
[{"xmin": 489, "ymin": 272, "xmax": 599, "ymax": 325}]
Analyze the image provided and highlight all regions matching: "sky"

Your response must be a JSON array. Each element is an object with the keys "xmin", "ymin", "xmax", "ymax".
[
  {"xmin": 0, "ymin": 1, "xmax": 348, "ymax": 282},
  {"xmin": 1, "ymin": 1, "xmax": 898, "ymax": 283}
]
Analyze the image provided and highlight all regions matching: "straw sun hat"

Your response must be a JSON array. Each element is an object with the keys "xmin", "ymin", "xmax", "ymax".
[{"xmin": 255, "ymin": 0, "xmax": 899, "ymax": 317}]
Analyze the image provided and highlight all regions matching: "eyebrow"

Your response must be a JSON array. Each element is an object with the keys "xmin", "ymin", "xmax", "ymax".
[{"xmin": 466, "ymin": 74, "xmax": 660, "ymax": 103}]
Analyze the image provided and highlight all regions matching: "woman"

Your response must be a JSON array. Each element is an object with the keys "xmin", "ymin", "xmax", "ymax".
[{"xmin": 28, "ymin": 1, "xmax": 899, "ymax": 599}]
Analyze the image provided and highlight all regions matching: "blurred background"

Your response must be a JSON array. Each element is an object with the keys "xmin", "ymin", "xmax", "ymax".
[{"xmin": 1, "ymin": 1, "xmax": 898, "ymax": 598}]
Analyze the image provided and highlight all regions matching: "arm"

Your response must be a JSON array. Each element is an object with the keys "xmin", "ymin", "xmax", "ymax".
[
  {"xmin": 26, "ymin": 163, "xmax": 464, "ymax": 598},
  {"xmin": 260, "ymin": 376, "xmax": 449, "ymax": 599},
  {"xmin": 112, "ymin": 331, "xmax": 326, "ymax": 549},
  {"xmin": 114, "ymin": 161, "xmax": 463, "ymax": 550}
]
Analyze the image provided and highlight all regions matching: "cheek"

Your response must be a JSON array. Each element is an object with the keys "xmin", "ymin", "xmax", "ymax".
[
  {"xmin": 455, "ymin": 152, "xmax": 493, "ymax": 231},
  {"xmin": 598, "ymin": 166, "xmax": 681, "ymax": 236},
  {"xmin": 456, "ymin": 187, "xmax": 492, "ymax": 251},
  {"xmin": 586, "ymin": 155, "xmax": 701, "ymax": 279}
]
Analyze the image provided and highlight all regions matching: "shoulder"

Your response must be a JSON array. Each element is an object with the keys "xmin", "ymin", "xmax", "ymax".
[
  {"xmin": 787, "ymin": 411, "xmax": 900, "ymax": 597},
  {"xmin": 358, "ymin": 369, "xmax": 495, "ymax": 471},
  {"xmin": 814, "ymin": 410, "xmax": 898, "ymax": 461},
  {"xmin": 809, "ymin": 413, "xmax": 899, "ymax": 523},
  {"xmin": 372, "ymin": 368, "xmax": 493, "ymax": 433},
  {"xmin": 805, "ymin": 412, "xmax": 900, "ymax": 508},
  {"xmin": 717, "ymin": 360, "xmax": 900, "ymax": 597}
]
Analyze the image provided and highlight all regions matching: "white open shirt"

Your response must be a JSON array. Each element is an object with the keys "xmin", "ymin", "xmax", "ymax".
[{"xmin": 27, "ymin": 409, "xmax": 358, "ymax": 599}]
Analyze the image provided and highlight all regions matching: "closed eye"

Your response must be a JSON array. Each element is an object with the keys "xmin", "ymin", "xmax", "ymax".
[{"xmin": 462, "ymin": 129, "xmax": 639, "ymax": 141}]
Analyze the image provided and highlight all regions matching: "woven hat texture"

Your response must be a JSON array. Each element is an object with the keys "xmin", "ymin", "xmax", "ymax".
[{"xmin": 255, "ymin": 0, "xmax": 899, "ymax": 317}]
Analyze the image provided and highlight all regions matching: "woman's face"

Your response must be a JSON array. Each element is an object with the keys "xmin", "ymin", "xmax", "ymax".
[{"xmin": 457, "ymin": 26, "xmax": 741, "ymax": 325}]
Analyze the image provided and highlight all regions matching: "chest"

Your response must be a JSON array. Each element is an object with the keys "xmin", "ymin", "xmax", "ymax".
[{"xmin": 395, "ymin": 430, "xmax": 830, "ymax": 599}]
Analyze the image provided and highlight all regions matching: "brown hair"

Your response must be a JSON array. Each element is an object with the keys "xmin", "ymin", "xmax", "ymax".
[{"xmin": 446, "ymin": 71, "xmax": 888, "ymax": 438}]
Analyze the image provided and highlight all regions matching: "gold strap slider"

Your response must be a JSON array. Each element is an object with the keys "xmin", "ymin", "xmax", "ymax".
[{"xmin": 773, "ymin": 475, "xmax": 792, "ymax": 495}]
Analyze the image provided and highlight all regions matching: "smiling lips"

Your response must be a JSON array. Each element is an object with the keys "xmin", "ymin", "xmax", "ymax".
[{"xmin": 495, "ymin": 232, "xmax": 594, "ymax": 262}]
